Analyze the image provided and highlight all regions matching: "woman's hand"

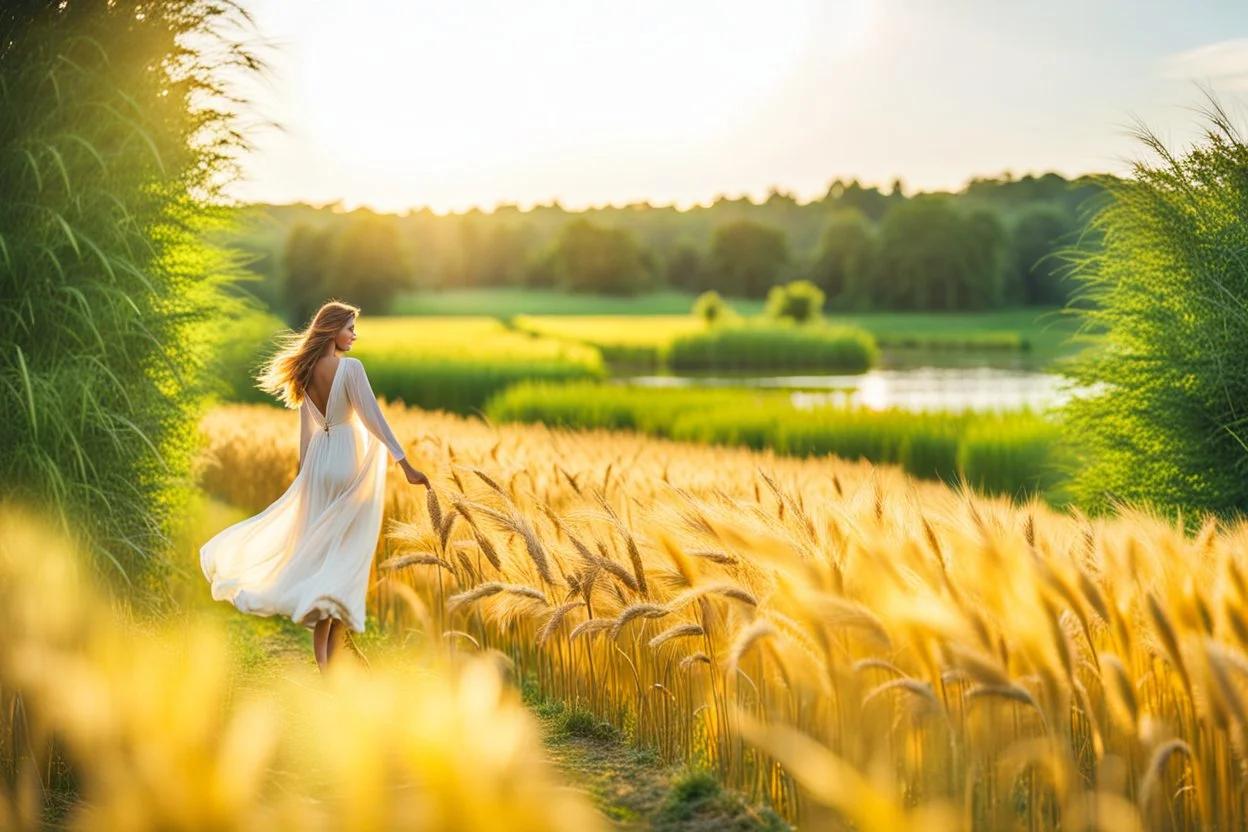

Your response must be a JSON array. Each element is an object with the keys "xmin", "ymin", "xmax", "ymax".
[{"xmin": 399, "ymin": 458, "xmax": 430, "ymax": 488}]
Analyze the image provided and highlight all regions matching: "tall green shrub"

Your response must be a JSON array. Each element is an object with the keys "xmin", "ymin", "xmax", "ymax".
[
  {"xmin": 1063, "ymin": 104, "xmax": 1248, "ymax": 517},
  {"xmin": 764, "ymin": 280, "xmax": 825, "ymax": 324},
  {"xmin": 0, "ymin": 2, "xmax": 259, "ymax": 596}
]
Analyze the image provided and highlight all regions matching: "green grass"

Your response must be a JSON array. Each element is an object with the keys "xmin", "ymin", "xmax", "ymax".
[
  {"xmin": 553, "ymin": 708, "xmax": 622, "ymax": 743},
  {"xmin": 513, "ymin": 314, "xmax": 708, "ymax": 366},
  {"xmin": 654, "ymin": 770, "xmax": 791, "ymax": 831},
  {"xmin": 959, "ymin": 416, "xmax": 1070, "ymax": 500},
  {"xmin": 351, "ymin": 317, "xmax": 605, "ymax": 414},
  {"xmin": 392, "ymin": 288, "xmax": 767, "ymax": 317},
  {"xmin": 826, "ymin": 308, "xmax": 1080, "ymax": 355},
  {"xmin": 667, "ymin": 321, "xmax": 878, "ymax": 373},
  {"xmin": 486, "ymin": 382, "xmax": 1065, "ymax": 501}
]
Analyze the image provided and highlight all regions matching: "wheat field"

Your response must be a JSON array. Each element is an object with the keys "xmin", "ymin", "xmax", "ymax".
[{"xmin": 197, "ymin": 402, "xmax": 1248, "ymax": 831}]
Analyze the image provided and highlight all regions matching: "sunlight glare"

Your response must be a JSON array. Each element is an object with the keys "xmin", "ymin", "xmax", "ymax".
[{"xmin": 294, "ymin": 1, "xmax": 828, "ymax": 196}]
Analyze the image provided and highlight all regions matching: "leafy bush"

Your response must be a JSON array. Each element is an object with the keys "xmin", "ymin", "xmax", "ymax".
[
  {"xmin": 693, "ymin": 290, "xmax": 730, "ymax": 325},
  {"xmin": 1062, "ymin": 104, "xmax": 1248, "ymax": 517},
  {"xmin": 212, "ymin": 310, "xmax": 287, "ymax": 404},
  {"xmin": 0, "ymin": 2, "xmax": 257, "ymax": 593},
  {"xmin": 764, "ymin": 280, "xmax": 826, "ymax": 324}
]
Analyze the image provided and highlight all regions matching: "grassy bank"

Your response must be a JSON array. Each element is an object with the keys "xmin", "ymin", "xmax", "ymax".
[
  {"xmin": 667, "ymin": 322, "xmax": 878, "ymax": 373},
  {"xmin": 512, "ymin": 314, "xmax": 706, "ymax": 366}
]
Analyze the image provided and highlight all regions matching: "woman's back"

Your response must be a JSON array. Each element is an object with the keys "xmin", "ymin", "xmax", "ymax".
[{"xmin": 305, "ymin": 356, "xmax": 340, "ymax": 415}]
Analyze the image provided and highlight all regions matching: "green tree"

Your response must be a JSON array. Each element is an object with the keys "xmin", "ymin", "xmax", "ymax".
[
  {"xmin": 327, "ymin": 211, "xmax": 410, "ymax": 314},
  {"xmin": 809, "ymin": 209, "xmax": 876, "ymax": 309},
  {"xmin": 0, "ymin": 1, "xmax": 258, "ymax": 592},
  {"xmin": 480, "ymin": 221, "xmax": 534, "ymax": 287},
  {"xmin": 876, "ymin": 196, "xmax": 1003, "ymax": 310},
  {"xmin": 963, "ymin": 209, "xmax": 1008, "ymax": 308},
  {"xmin": 824, "ymin": 179, "xmax": 893, "ymax": 222},
  {"xmin": 765, "ymin": 280, "xmax": 825, "ymax": 324},
  {"xmin": 692, "ymin": 290, "xmax": 730, "ymax": 325},
  {"xmin": 1064, "ymin": 107, "xmax": 1248, "ymax": 517},
  {"xmin": 548, "ymin": 219, "xmax": 651, "ymax": 295},
  {"xmin": 705, "ymin": 220, "xmax": 789, "ymax": 298},
  {"xmin": 664, "ymin": 238, "xmax": 703, "ymax": 291},
  {"xmin": 281, "ymin": 223, "xmax": 333, "ymax": 326},
  {"xmin": 1010, "ymin": 205, "xmax": 1077, "ymax": 305}
]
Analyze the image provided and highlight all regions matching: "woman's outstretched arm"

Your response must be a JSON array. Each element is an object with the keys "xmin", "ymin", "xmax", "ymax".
[{"xmin": 343, "ymin": 357, "xmax": 407, "ymax": 461}]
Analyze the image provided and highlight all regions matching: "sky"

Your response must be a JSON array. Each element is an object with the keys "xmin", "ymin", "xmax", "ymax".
[{"xmin": 228, "ymin": 0, "xmax": 1248, "ymax": 214}]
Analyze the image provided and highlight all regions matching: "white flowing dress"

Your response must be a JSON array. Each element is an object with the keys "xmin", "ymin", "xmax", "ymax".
[{"xmin": 200, "ymin": 357, "xmax": 406, "ymax": 633}]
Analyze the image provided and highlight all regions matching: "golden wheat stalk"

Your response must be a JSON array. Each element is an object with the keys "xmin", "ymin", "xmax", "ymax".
[
  {"xmin": 473, "ymin": 467, "xmax": 508, "ymax": 497},
  {"xmin": 610, "ymin": 604, "xmax": 670, "ymax": 639},
  {"xmin": 537, "ymin": 602, "xmax": 586, "ymax": 646},
  {"xmin": 727, "ymin": 619, "xmax": 776, "ymax": 676},
  {"xmin": 479, "ymin": 538, "xmax": 506, "ymax": 577},
  {"xmin": 668, "ymin": 582, "xmax": 759, "ymax": 611},
  {"xmin": 965, "ymin": 684, "xmax": 1050, "ymax": 733},
  {"xmin": 425, "ymin": 487, "xmax": 443, "ymax": 530},
  {"xmin": 569, "ymin": 617, "xmax": 616, "ymax": 642},
  {"xmin": 862, "ymin": 677, "xmax": 941, "ymax": 711},
  {"xmin": 379, "ymin": 552, "xmax": 456, "ymax": 574},
  {"xmin": 447, "ymin": 582, "xmax": 546, "ymax": 614},
  {"xmin": 1139, "ymin": 739, "xmax": 1198, "ymax": 819},
  {"xmin": 490, "ymin": 511, "xmax": 556, "ymax": 586},
  {"xmin": 679, "ymin": 652, "xmax": 713, "ymax": 671},
  {"xmin": 648, "ymin": 622, "xmax": 705, "ymax": 650}
]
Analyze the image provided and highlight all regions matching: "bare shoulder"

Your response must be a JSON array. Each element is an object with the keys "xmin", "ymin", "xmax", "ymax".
[{"xmin": 314, "ymin": 354, "xmax": 341, "ymax": 374}]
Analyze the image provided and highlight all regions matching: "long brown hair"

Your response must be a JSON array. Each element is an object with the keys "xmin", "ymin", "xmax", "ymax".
[{"xmin": 257, "ymin": 300, "xmax": 360, "ymax": 408}]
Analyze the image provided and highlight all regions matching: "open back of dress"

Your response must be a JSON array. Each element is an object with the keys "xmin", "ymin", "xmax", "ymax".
[{"xmin": 200, "ymin": 357, "xmax": 406, "ymax": 632}]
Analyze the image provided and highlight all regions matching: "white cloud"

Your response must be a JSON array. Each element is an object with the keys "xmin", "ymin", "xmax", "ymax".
[{"xmin": 1162, "ymin": 38, "xmax": 1248, "ymax": 91}]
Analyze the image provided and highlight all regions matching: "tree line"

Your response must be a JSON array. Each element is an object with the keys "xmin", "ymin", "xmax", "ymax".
[{"xmin": 231, "ymin": 172, "xmax": 1107, "ymax": 323}]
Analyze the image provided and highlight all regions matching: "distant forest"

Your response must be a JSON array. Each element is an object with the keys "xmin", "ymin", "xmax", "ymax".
[{"xmin": 227, "ymin": 172, "xmax": 1108, "ymax": 323}]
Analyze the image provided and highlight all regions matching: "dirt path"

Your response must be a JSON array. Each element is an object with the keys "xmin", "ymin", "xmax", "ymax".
[{"xmin": 530, "ymin": 702, "xmax": 789, "ymax": 831}]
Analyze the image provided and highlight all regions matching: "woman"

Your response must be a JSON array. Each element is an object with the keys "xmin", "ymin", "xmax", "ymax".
[{"xmin": 201, "ymin": 300, "xmax": 429, "ymax": 672}]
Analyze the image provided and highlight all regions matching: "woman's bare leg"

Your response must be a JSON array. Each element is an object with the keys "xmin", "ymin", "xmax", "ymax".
[
  {"xmin": 313, "ymin": 618, "xmax": 331, "ymax": 672},
  {"xmin": 326, "ymin": 619, "xmax": 344, "ymax": 665}
]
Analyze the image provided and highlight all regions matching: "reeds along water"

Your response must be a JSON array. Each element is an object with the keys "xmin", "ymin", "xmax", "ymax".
[
  {"xmin": 485, "ymin": 381, "xmax": 1063, "ymax": 500},
  {"xmin": 202, "ymin": 402, "xmax": 1248, "ymax": 830},
  {"xmin": 0, "ymin": 504, "xmax": 604, "ymax": 832}
]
